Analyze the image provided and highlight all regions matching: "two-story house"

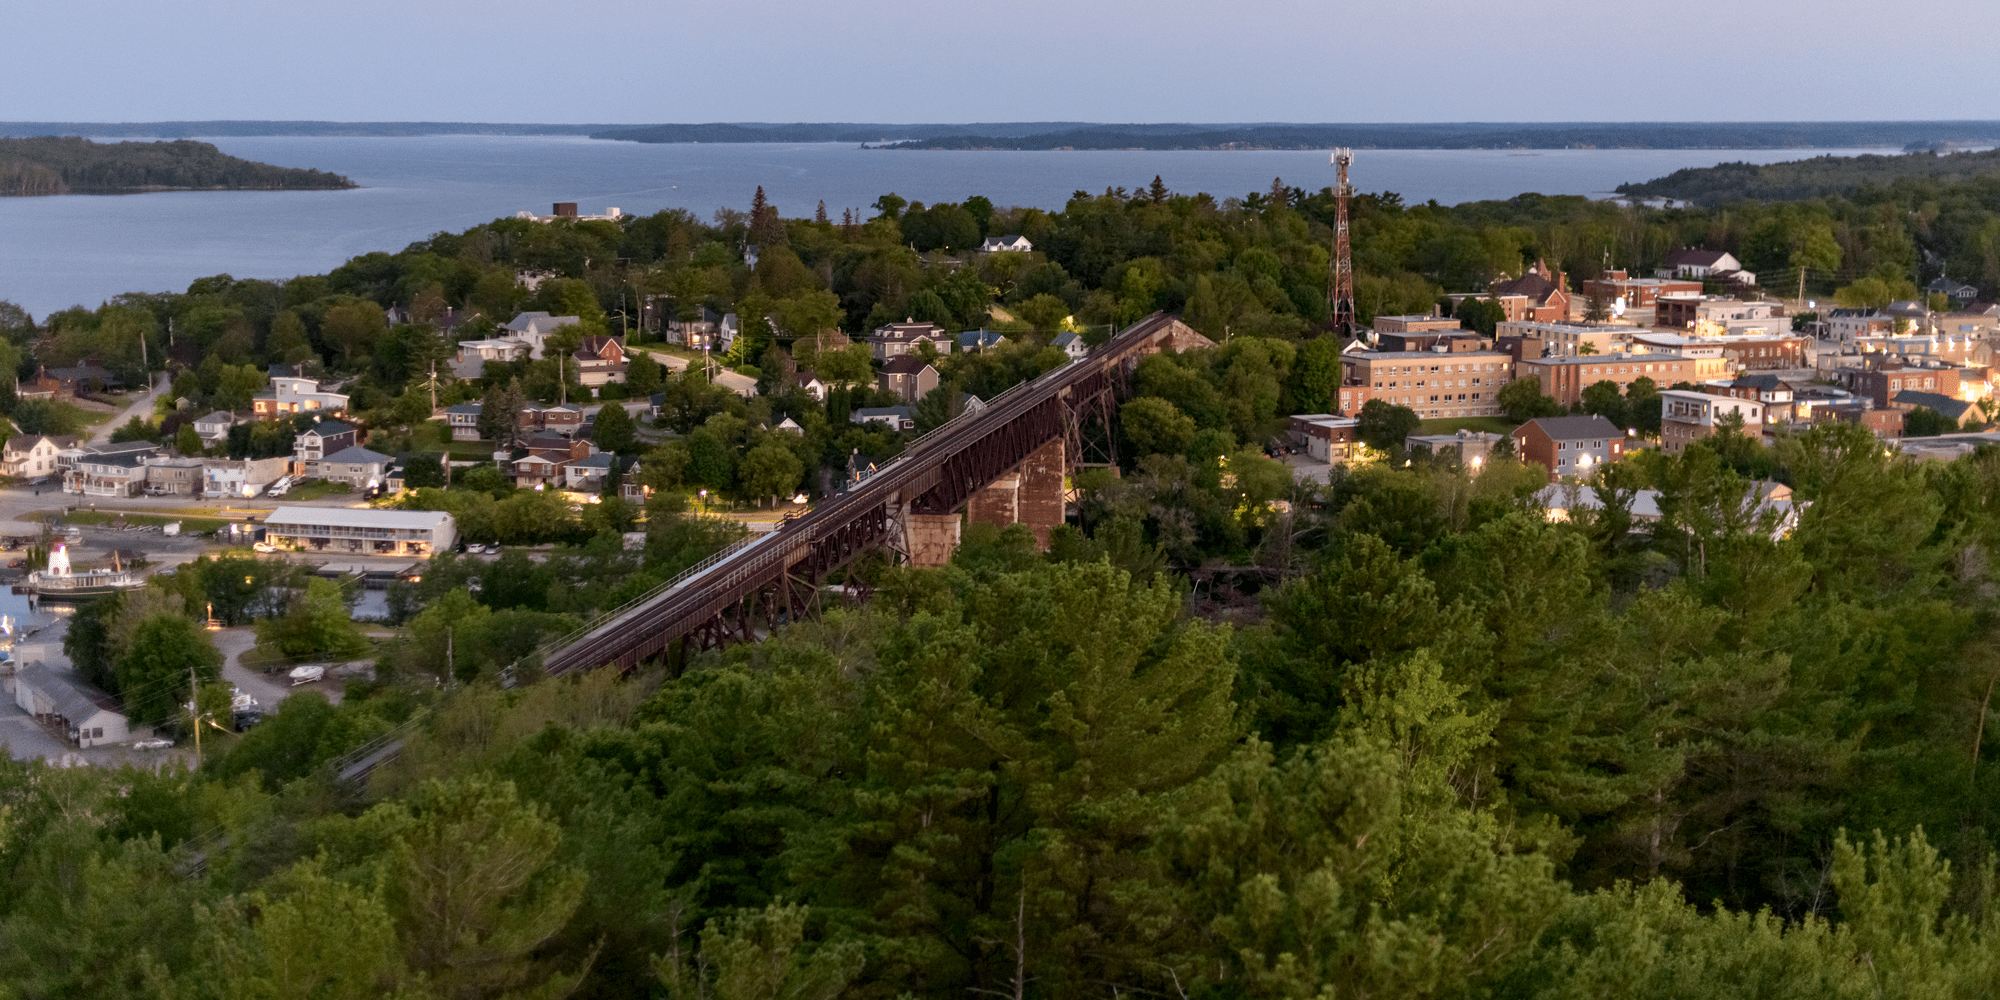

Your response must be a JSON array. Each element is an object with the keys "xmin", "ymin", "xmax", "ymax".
[
  {"xmin": 1659, "ymin": 389, "xmax": 1766, "ymax": 453},
  {"xmin": 978, "ymin": 235, "xmax": 1034, "ymax": 253},
  {"xmin": 307, "ymin": 446, "xmax": 393, "ymax": 488},
  {"xmin": 444, "ymin": 402, "xmax": 483, "ymax": 441},
  {"xmin": 192, "ymin": 411, "xmax": 240, "ymax": 449},
  {"xmin": 1053, "ymin": 330, "xmax": 1088, "ymax": 361},
  {"xmin": 253, "ymin": 375, "xmax": 349, "ymax": 418},
  {"xmin": 571, "ymin": 336, "xmax": 628, "ymax": 389},
  {"xmin": 878, "ymin": 355, "xmax": 940, "ymax": 404},
  {"xmin": 509, "ymin": 434, "xmax": 595, "ymax": 488},
  {"xmin": 293, "ymin": 419, "xmax": 358, "ymax": 465},
  {"xmin": 562, "ymin": 452, "xmax": 618, "ymax": 492},
  {"xmin": 1, "ymin": 434, "xmax": 75, "ymax": 480},
  {"xmin": 1512, "ymin": 415, "xmax": 1627, "ymax": 481},
  {"xmin": 867, "ymin": 320, "xmax": 951, "ymax": 360},
  {"xmin": 519, "ymin": 402, "xmax": 585, "ymax": 437}
]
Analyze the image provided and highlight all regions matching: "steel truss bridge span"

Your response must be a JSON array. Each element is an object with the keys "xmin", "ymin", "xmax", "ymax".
[{"xmin": 539, "ymin": 313, "xmax": 1210, "ymax": 675}]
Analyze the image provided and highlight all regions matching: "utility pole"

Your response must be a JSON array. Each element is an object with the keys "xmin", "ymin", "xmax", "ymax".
[
  {"xmin": 189, "ymin": 664, "xmax": 202, "ymax": 765},
  {"xmin": 1327, "ymin": 148, "xmax": 1356, "ymax": 338},
  {"xmin": 1797, "ymin": 266, "xmax": 1807, "ymax": 310}
]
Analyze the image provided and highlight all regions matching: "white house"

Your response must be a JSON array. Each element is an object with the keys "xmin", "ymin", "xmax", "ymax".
[
  {"xmin": 1052, "ymin": 330, "xmax": 1088, "ymax": 361},
  {"xmin": 262, "ymin": 506, "xmax": 457, "ymax": 556},
  {"xmin": 496, "ymin": 312, "xmax": 581, "ymax": 361},
  {"xmin": 253, "ymin": 376, "xmax": 349, "ymax": 418},
  {"xmin": 979, "ymin": 235, "xmax": 1034, "ymax": 253},
  {"xmin": 306, "ymin": 446, "xmax": 393, "ymax": 488},
  {"xmin": 192, "ymin": 411, "xmax": 239, "ymax": 448},
  {"xmin": 14, "ymin": 661, "xmax": 140, "ymax": 748},
  {"xmin": 867, "ymin": 320, "xmax": 952, "ymax": 360},
  {"xmin": 0, "ymin": 434, "xmax": 75, "ymax": 479},
  {"xmin": 1657, "ymin": 249, "xmax": 1755, "ymax": 285}
]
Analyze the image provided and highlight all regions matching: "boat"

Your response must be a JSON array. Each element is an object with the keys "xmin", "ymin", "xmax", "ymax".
[{"xmin": 24, "ymin": 543, "xmax": 146, "ymax": 600}]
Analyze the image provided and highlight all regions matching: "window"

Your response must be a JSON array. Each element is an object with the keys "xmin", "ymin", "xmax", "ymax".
[{"xmin": 92, "ymin": 727, "xmax": 103, "ymax": 738}]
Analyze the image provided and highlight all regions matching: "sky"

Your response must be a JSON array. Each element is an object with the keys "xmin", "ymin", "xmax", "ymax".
[{"xmin": 7, "ymin": 0, "xmax": 2000, "ymax": 124}]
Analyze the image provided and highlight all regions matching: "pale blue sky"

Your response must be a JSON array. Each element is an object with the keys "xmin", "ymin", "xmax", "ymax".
[{"xmin": 7, "ymin": 0, "xmax": 1998, "ymax": 123}]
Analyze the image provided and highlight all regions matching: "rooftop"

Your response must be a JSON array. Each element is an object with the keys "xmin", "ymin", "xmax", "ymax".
[
  {"xmin": 264, "ymin": 506, "xmax": 454, "ymax": 531},
  {"xmin": 1518, "ymin": 414, "xmax": 1622, "ymax": 440}
]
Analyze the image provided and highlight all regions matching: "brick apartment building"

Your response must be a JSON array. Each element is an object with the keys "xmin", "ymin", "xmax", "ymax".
[
  {"xmin": 1336, "ymin": 349, "xmax": 1518, "ymax": 419},
  {"xmin": 1578, "ymin": 270, "xmax": 1702, "ymax": 308},
  {"xmin": 1844, "ymin": 364, "xmax": 1962, "ymax": 410},
  {"xmin": 1518, "ymin": 352, "xmax": 1696, "ymax": 408}
]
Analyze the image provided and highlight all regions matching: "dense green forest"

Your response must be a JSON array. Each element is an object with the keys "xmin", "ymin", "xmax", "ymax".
[
  {"xmin": 0, "ymin": 136, "xmax": 355, "ymax": 195},
  {"xmin": 1618, "ymin": 146, "xmax": 2000, "ymax": 205},
  {"xmin": 12, "ymin": 416, "xmax": 2000, "ymax": 999}
]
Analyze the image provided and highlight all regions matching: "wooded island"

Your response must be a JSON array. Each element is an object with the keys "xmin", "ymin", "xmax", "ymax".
[{"xmin": 0, "ymin": 136, "xmax": 355, "ymax": 196}]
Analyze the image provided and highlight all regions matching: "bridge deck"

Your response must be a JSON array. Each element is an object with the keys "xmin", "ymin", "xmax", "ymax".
[{"xmin": 540, "ymin": 314, "xmax": 1197, "ymax": 675}]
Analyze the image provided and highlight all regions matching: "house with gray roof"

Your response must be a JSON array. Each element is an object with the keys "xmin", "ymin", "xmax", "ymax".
[
  {"xmin": 306, "ymin": 445, "xmax": 393, "ymax": 488},
  {"xmin": 13, "ymin": 661, "xmax": 139, "ymax": 748}
]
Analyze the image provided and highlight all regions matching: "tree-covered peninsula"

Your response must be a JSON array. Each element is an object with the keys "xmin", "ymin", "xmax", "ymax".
[{"xmin": 0, "ymin": 136, "xmax": 354, "ymax": 195}]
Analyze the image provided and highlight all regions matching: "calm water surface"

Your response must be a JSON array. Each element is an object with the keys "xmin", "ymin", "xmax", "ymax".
[{"xmin": 0, "ymin": 137, "xmax": 1888, "ymax": 318}]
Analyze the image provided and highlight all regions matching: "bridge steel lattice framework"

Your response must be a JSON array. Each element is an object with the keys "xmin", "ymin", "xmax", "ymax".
[{"xmin": 538, "ymin": 313, "xmax": 1210, "ymax": 676}]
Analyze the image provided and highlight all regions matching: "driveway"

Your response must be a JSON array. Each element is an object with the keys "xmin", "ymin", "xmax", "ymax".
[
  {"xmin": 87, "ymin": 372, "xmax": 167, "ymax": 445},
  {"xmin": 215, "ymin": 626, "xmax": 343, "ymax": 709}
]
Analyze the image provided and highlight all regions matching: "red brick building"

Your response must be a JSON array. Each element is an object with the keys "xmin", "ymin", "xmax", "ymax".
[
  {"xmin": 1487, "ymin": 260, "xmax": 1571, "ymax": 323},
  {"xmin": 1517, "ymin": 352, "xmax": 1696, "ymax": 408},
  {"xmin": 1512, "ymin": 415, "xmax": 1626, "ymax": 481}
]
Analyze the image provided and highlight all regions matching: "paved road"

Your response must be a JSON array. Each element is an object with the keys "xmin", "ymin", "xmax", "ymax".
[{"xmin": 86, "ymin": 372, "xmax": 167, "ymax": 445}]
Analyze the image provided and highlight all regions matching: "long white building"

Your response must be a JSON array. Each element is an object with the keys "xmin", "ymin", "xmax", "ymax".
[{"xmin": 262, "ymin": 506, "xmax": 456, "ymax": 557}]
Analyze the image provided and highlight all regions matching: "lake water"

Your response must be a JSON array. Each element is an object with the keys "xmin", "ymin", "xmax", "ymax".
[{"xmin": 0, "ymin": 136, "xmax": 1888, "ymax": 318}]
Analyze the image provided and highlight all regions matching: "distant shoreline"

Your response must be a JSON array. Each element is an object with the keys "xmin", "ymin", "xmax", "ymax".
[{"xmin": 4, "ymin": 120, "xmax": 1999, "ymax": 152}]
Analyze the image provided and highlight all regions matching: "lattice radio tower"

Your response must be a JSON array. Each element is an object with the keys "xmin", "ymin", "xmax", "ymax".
[{"xmin": 1328, "ymin": 148, "xmax": 1356, "ymax": 337}]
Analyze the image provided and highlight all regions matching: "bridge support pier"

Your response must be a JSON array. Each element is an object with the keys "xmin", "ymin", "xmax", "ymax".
[
  {"xmin": 967, "ymin": 438, "xmax": 1066, "ymax": 549},
  {"xmin": 903, "ymin": 513, "xmax": 961, "ymax": 568}
]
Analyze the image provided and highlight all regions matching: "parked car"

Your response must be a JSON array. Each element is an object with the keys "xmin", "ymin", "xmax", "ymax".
[
  {"xmin": 132, "ymin": 737, "xmax": 173, "ymax": 750},
  {"xmin": 252, "ymin": 542, "xmax": 275, "ymax": 553}
]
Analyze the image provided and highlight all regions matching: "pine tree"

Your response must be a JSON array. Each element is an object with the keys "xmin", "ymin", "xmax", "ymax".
[
  {"xmin": 1149, "ymin": 174, "xmax": 1169, "ymax": 203},
  {"xmin": 814, "ymin": 200, "xmax": 828, "ymax": 224},
  {"xmin": 1267, "ymin": 176, "xmax": 1287, "ymax": 211}
]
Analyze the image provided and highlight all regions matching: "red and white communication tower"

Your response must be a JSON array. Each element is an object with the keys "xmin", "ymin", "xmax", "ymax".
[{"xmin": 1328, "ymin": 147, "xmax": 1356, "ymax": 337}]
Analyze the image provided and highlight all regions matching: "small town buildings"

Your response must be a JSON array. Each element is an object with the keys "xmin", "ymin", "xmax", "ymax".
[
  {"xmin": 853, "ymin": 406, "xmax": 917, "ymax": 432},
  {"xmin": 665, "ymin": 307, "xmax": 739, "ymax": 351},
  {"xmin": 13, "ymin": 661, "xmax": 138, "ymax": 748},
  {"xmin": 1512, "ymin": 415, "xmax": 1627, "ymax": 480},
  {"xmin": 26, "ymin": 363, "xmax": 118, "ymax": 398},
  {"xmin": 868, "ymin": 320, "xmax": 952, "ymax": 360},
  {"xmin": 495, "ymin": 311, "xmax": 580, "ymax": 360},
  {"xmin": 1655, "ymin": 295, "xmax": 1787, "ymax": 334},
  {"xmin": 452, "ymin": 337, "xmax": 528, "ymax": 378},
  {"xmin": 293, "ymin": 419, "xmax": 357, "ymax": 463},
  {"xmin": 1708, "ymin": 374, "xmax": 1799, "ymax": 422},
  {"xmin": 67, "ymin": 452, "xmax": 148, "ymax": 497},
  {"xmin": 307, "ymin": 446, "xmax": 393, "ymax": 488},
  {"xmin": 1824, "ymin": 308, "xmax": 1897, "ymax": 343},
  {"xmin": 879, "ymin": 355, "xmax": 940, "ymax": 404},
  {"xmin": 1657, "ymin": 248, "xmax": 1754, "ymax": 285},
  {"xmin": 202, "ymin": 457, "xmax": 288, "ymax": 498},
  {"xmin": 957, "ymin": 329, "xmax": 1007, "ymax": 353},
  {"xmin": 1052, "ymin": 330, "xmax": 1088, "ymax": 360},
  {"xmin": 519, "ymin": 402, "xmax": 585, "ymax": 437},
  {"xmin": 1375, "ymin": 330, "xmax": 1485, "ymax": 353},
  {"xmin": 262, "ymin": 505, "xmax": 457, "ymax": 556},
  {"xmin": 0, "ymin": 434, "xmax": 74, "ymax": 479},
  {"xmin": 1486, "ymin": 260, "xmax": 1572, "ymax": 323},
  {"xmin": 1718, "ymin": 334, "xmax": 1810, "ymax": 370},
  {"xmin": 1844, "ymin": 364, "xmax": 1964, "ymax": 410},
  {"xmin": 515, "ymin": 203, "xmax": 623, "ymax": 223},
  {"xmin": 563, "ymin": 452, "xmax": 618, "ymax": 492},
  {"xmin": 1893, "ymin": 390, "xmax": 1987, "ymax": 427},
  {"xmin": 1851, "ymin": 333, "xmax": 1986, "ymax": 367},
  {"xmin": 254, "ymin": 375, "xmax": 348, "ymax": 418},
  {"xmin": 1496, "ymin": 321, "xmax": 1628, "ymax": 359},
  {"xmin": 1927, "ymin": 276, "xmax": 1980, "ymax": 306},
  {"xmin": 1288, "ymin": 414, "xmax": 1361, "ymax": 463},
  {"xmin": 192, "ymin": 411, "xmax": 239, "ymax": 448},
  {"xmin": 445, "ymin": 401, "xmax": 484, "ymax": 441},
  {"xmin": 1406, "ymin": 430, "xmax": 1505, "ymax": 466},
  {"xmin": 979, "ymin": 234, "xmax": 1034, "ymax": 253},
  {"xmin": 1372, "ymin": 314, "xmax": 1465, "ymax": 335},
  {"xmin": 1577, "ymin": 270, "xmax": 1702, "ymax": 308},
  {"xmin": 786, "ymin": 372, "xmax": 828, "ymax": 401},
  {"xmin": 1519, "ymin": 352, "xmax": 1695, "ymax": 408},
  {"xmin": 571, "ymin": 335, "xmax": 628, "ymax": 389},
  {"xmin": 1659, "ymin": 389, "xmax": 1766, "ymax": 453},
  {"xmin": 141, "ymin": 456, "xmax": 206, "ymax": 496},
  {"xmin": 1336, "ymin": 349, "xmax": 1518, "ymax": 419}
]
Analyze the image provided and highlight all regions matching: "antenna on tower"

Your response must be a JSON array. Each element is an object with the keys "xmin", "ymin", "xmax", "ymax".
[{"xmin": 1327, "ymin": 148, "xmax": 1356, "ymax": 339}]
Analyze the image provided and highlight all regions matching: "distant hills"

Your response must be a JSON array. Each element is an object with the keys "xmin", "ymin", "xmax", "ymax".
[
  {"xmin": 1617, "ymin": 146, "xmax": 2000, "ymax": 205},
  {"xmin": 0, "ymin": 137, "xmax": 354, "ymax": 196},
  {"xmin": 6, "ymin": 120, "xmax": 2000, "ymax": 151}
]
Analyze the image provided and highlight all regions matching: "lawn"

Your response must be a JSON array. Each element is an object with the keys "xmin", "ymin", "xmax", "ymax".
[
  {"xmin": 1419, "ymin": 416, "xmax": 1517, "ymax": 436},
  {"xmin": 285, "ymin": 480, "xmax": 353, "ymax": 502},
  {"xmin": 28, "ymin": 509, "xmax": 235, "ymax": 533}
]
